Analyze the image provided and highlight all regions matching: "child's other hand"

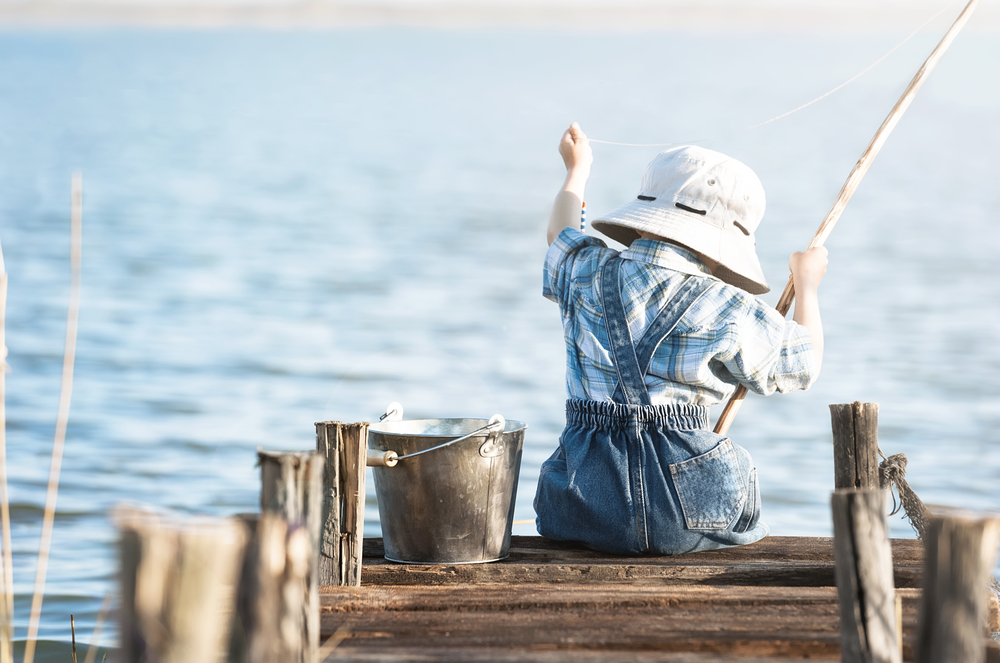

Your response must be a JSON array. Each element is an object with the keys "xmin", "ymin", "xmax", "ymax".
[
  {"xmin": 559, "ymin": 122, "xmax": 593, "ymax": 174},
  {"xmin": 789, "ymin": 247, "xmax": 829, "ymax": 290}
]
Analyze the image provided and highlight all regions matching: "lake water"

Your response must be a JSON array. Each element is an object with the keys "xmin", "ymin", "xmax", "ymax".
[{"xmin": 1, "ymin": 22, "xmax": 998, "ymax": 660}]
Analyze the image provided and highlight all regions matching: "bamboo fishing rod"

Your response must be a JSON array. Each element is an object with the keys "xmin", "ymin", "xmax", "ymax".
[{"xmin": 713, "ymin": 0, "xmax": 981, "ymax": 437}]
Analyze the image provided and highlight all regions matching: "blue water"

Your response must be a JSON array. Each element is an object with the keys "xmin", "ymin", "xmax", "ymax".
[{"xmin": 1, "ymin": 23, "xmax": 999, "ymax": 659}]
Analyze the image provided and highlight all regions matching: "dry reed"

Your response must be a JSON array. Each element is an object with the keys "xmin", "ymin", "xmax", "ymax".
[
  {"xmin": 0, "ymin": 237, "xmax": 11, "ymax": 663},
  {"xmin": 0, "ymin": 565, "xmax": 8, "ymax": 663},
  {"xmin": 316, "ymin": 622, "xmax": 352, "ymax": 661},
  {"xmin": 23, "ymin": 172, "xmax": 84, "ymax": 663},
  {"xmin": 82, "ymin": 594, "xmax": 111, "ymax": 663}
]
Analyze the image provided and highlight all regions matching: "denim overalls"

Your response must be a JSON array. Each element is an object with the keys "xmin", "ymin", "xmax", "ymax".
[{"xmin": 534, "ymin": 256, "xmax": 768, "ymax": 555}]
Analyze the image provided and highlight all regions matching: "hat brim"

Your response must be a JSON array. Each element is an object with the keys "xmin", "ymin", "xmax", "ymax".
[{"xmin": 591, "ymin": 199, "xmax": 770, "ymax": 295}]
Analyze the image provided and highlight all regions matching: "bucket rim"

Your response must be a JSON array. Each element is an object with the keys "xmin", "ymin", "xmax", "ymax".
[
  {"xmin": 369, "ymin": 417, "xmax": 527, "ymax": 436},
  {"xmin": 383, "ymin": 553, "xmax": 510, "ymax": 565}
]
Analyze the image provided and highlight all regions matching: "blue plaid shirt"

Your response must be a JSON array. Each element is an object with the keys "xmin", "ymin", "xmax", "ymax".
[{"xmin": 544, "ymin": 228, "xmax": 816, "ymax": 406}]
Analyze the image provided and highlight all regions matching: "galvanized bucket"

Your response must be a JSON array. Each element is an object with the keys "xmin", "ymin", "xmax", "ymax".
[{"xmin": 367, "ymin": 411, "xmax": 526, "ymax": 564}]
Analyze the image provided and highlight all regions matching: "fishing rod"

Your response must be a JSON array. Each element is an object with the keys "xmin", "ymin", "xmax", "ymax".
[{"xmin": 713, "ymin": 0, "xmax": 982, "ymax": 437}]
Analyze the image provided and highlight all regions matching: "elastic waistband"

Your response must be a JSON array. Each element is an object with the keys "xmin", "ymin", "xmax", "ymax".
[{"xmin": 565, "ymin": 398, "xmax": 709, "ymax": 430}]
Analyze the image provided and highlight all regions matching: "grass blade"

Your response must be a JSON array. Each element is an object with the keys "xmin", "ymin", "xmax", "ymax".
[{"xmin": 23, "ymin": 173, "xmax": 84, "ymax": 663}]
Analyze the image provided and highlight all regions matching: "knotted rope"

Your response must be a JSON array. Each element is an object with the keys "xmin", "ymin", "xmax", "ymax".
[
  {"xmin": 878, "ymin": 451, "xmax": 1000, "ymax": 601},
  {"xmin": 879, "ymin": 453, "xmax": 929, "ymax": 539}
]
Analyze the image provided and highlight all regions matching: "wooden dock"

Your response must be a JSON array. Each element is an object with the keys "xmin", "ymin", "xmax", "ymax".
[
  {"xmin": 320, "ymin": 535, "xmax": 1000, "ymax": 662},
  {"xmin": 110, "ymin": 412, "xmax": 1000, "ymax": 662}
]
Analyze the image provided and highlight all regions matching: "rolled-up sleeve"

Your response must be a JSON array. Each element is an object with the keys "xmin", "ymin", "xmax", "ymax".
[
  {"xmin": 542, "ymin": 227, "xmax": 608, "ymax": 304},
  {"xmin": 717, "ymin": 295, "xmax": 817, "ymax": 395}
]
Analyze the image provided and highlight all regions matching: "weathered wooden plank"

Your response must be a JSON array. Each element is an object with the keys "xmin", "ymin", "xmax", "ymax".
[
  {"xmin": 319, "ymin": 585, "xmax": 903, "ymax": 660},
  {"xmin": 321, "ymin": 654, "xmax": 801, "ymax": 663},
  {"xmin": 318, "ymin": 640, "xmax": 995, "ymax": 663},
  {"xmin": 358, "ymin": 536, "xmax": 925, "ymax": 588},
  {"xmin": 320, "ymin": 651, "xmax": 836, "ymax": 663},
  {"xmin": 830, "ymin": 402, "xmax": 879, "ymax": 490},
  {"xmin": 364, "ymin": 535, "xmax": 924, "ymax": 565},
  {"xmin": 323, "ymin": 583, "xmax": 911, "ymax": 613},
  {"xmin": 319, "ymin": 585, "xmax": 1000, "ymax": 662}
]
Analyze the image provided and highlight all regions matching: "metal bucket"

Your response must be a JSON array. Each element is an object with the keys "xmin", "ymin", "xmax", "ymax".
[{"xmin": 368, "ymin": 415, "xmax": 526, "ymax": 564}]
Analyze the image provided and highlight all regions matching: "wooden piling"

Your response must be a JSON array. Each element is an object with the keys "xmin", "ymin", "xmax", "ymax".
[
  {"xmin": 259, "ymin": 450, "xmax": 324, "ymax": 527},
  {"xmin": 315, "ymin": 422, "xmax": 368, "ymax": 587},
  {"xmin": 831, "ymin": 489, "xmax": 901, "ymax": 663},
  {"xmin": 115, "ymin": 506, "xmax": 247, "ymax": 663},
  {"xmin": 830, "ymin": 402, "xmax": 880, "ymax": 490},
  {"xmin": 916, "ymin": 514, "xmax": 1000, "ymax": 663},
  {"xmin": 256, "ymin": 450, "xmax": 324, "ymax": 660},
  {"xmin": 232, "ymin": 513, "xmax": 314, "ymax": 663}
]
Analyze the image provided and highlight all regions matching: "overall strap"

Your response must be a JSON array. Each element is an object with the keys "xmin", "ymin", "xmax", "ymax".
[
  {"xmin": 600, "ymin": 256, "xmax": 650, "ymax": 406},
  {"xmin": 610, "ymin": 274, "xmax": 715, "ymax": 403},
  {"xmin": 601, "ymin": 256, "xmax": 716, "ymax": 405}
]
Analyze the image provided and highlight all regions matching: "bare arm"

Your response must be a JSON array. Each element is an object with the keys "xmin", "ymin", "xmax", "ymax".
[
  {"xmin": 788, "ymin": 247, "xmax": 829, "ymax": 376},
  {"xmin": 547, "ymin": 123, "xmax": 593, "ymax": 246}
]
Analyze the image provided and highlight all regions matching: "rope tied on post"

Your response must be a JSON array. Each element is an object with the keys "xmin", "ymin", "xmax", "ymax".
[
  {"xmin": 877, "ymin": 450, "xmax": 1000, "ymax": 600},
  {"xmin": 878, "ymin": 452, "xmax": 929, "ymax": 538}
]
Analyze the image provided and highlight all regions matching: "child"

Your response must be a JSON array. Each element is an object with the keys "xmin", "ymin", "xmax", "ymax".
[{"xmin": 534, "ymin": 123, "xmax": 828, "ymax": 555}]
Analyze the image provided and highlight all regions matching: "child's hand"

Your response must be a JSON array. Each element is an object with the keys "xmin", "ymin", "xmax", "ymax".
[
  {"xmin": 559, "ymin": 122, "xmax": 593, "ymax": 174},
  {"xmin": 789, "ymin": 246, "xmax": 829, "ymax": 291}
]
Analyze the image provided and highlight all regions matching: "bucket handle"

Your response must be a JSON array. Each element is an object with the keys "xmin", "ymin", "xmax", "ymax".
[
  {"xmin": 379, "ymin": 402, "xmax": 404, "ymax": 422},
  {"xmin": 367, "ymin": 414, "xmax": 506, "ymax": 467}
]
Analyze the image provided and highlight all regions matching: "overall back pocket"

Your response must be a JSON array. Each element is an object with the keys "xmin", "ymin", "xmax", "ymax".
[{"xmin": 669, "ymin": 439, "xmax": 747, "ymax": 530}]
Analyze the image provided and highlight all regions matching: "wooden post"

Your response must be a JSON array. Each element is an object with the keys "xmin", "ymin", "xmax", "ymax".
[
  {"xmin": 115, "ymin": 506, "xmax": 247, "ymax": 663},
  {"xmin": 256, "ymin": 451, "xmax": 324, "ymax": 660},
  {"xmin": 916, "ymin": 514, "xmax": 1000, "ymax": 663},
  {"xmin": 232, "ymin": 513, "xmax": 314, "ymax": 663},
  {"xmin": 830, "ymin": 402, "xmax": 880, "ymax": 490},
  {"xmin": 315, "ymin": 421, "xmax": 368, "ymax": 587},
  {"xmin": 258, "ymin": 450, "xmax": 324, "ymax": 556},
  {"xmin": 831, "ymin": 489, "xmax": 901, "ymax": 663}
]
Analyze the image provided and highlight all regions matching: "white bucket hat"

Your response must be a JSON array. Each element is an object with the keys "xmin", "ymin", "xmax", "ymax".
[{"xmin": 591, "ymin": 145, "xmax": 770, "ymax": 295}]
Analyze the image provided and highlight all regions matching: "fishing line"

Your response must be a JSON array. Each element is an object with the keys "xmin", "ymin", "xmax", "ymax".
[{"xmin": 589, "ymin": 0, "xmax": 961, "ymax": 148}]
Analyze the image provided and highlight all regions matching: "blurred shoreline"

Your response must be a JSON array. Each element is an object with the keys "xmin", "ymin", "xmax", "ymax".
[{"xmin": 1, "ymin": 1, "xmax": 998, "ymax": 32}]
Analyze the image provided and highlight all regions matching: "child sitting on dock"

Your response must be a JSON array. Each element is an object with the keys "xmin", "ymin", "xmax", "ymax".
[{"xmin": 534, "ymin": 123, "xmax": 828, "ymax": 555}]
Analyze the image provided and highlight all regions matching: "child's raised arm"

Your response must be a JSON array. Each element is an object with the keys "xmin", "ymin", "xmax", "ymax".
[
  {"xmin": 789, "ymin": 246, "xmax": 829, "ymax": 377},
  {"xmin": 547, "ymin": 123, "xmax": 593, "ymax": 246}
]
